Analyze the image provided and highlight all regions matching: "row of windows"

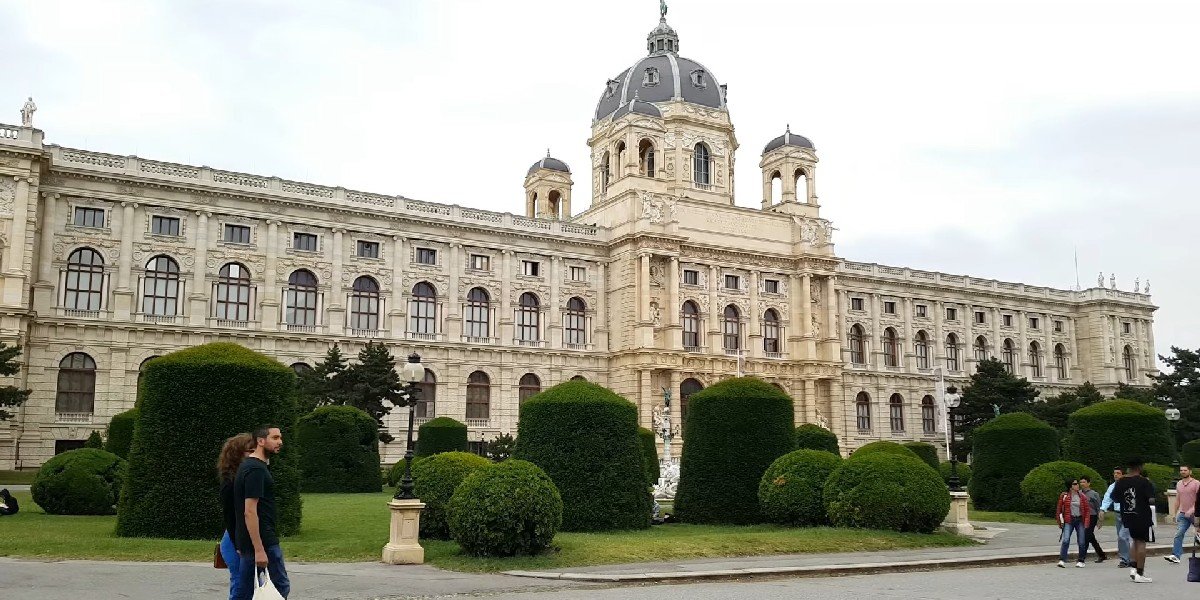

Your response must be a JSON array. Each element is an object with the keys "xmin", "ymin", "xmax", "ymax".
[
  {"xmin": 855, "ymin": 392, "xmax": 939, "ymax": 434},
  {"xmin": 847, "ymin": 326, "xmax": 1075, "ymax": 378},
  {"xmin": 848, "ymin": 297, "xmax": 1068, "ymax": 333},
  {"xmin": 679, "ymin": 301, "xmax": 784, "ymax": 352},
  {"xmin": 600, "ymin": 141, "xmax": 714, "ymax": 190}
]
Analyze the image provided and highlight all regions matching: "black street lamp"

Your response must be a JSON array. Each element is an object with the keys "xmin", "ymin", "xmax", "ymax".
[
  {"xmin": 945, "ymin": 385, "xmax": 963, "ymax": 492},
  {"xmin": 1164, "ymin": 397, "xmax": 1181, "ymax": 488},
  {"xmin": 393, "ymin": 352, "xmax": 426, "ymax": 501}
]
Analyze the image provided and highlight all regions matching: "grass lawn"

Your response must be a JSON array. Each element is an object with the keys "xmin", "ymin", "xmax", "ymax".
[
  {"xmin": 0, "ymin": 490, "xmax": 975, "ymax": 572},
  {"xmin": 0, "ymin": 470, "xmax": 36, "ymax": 485},
  {"xmin": 968, "ymin": 502, "xmax": 1056, "ymax": 526}
]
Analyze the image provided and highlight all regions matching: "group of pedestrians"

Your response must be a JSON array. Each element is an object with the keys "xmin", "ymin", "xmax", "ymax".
[
  {"xmin": 1056, "ymin": 459, "xmax": 1198, "ymax": 584},
  {"xmin": 216, "ymin": 425, "xmax": 290, "ymax": 600}
]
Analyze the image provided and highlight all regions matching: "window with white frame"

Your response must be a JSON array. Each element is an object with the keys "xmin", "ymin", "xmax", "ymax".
[
  {"xmin": 409, "ymin": 282, "xmax": 437, "ymax": 334},
  {"xmin": 356, "ymin": 240, "xmax": 380, "ymax": 259},
  {"xmin": 851, "ymin": 297, "xmax": 865, "ymax": 311},
  {"xmin": 465, "ymin": 287, "xmax": 490, "ymax": 338},
  {"xmin": 214, "ymin": 263, "xmax": 252, "ymax": 321},
  {"xmin": 416, "ymin": 248, "xmax": 437, "ymax": 265},
  {"xmin": 946, "ymin": 307, "xmax": 958, "ymax": 321},
  {"xmin": 141, "ymin": 255, "xmax": 180, "ymax": 316},
  {"xmin": 764, "ymin": 279, "xmax": 780, "ymax": 294},
  {"xmin": 349, "ymin": 276, "xmax": 380, "ymax": 331},
  {"xmin": 883, "ymin": 301, "xmax": 897, "ymax": 314},
  {"xmin": 521, "ymin": 260, "xmax": 540, "ymax": 277},
  {"xmin": 470, "ymin": 254, "xmax": 490, "ymax": 271},
  {"xmin": 564, "ymin": 297, "xmax": 587, "ymax": 345},
  {"xmin": 517, "ymin": 292, "xmax": 541, "ymax": 342},
  {"xmin": 150, "ymin": 215, "xmax": 180, "ymax": 236},
  {"xmin": 724, "ymin": 274, "xmax": 740, "ymax": 290},
  {"xmin": 915, "ymin": 304, "xmax": 927, "ymax": 318},
  {"xmin": 683, "ymin": 269, "xmax": 699, "ymax": 285},
  {"xmin": 570, "ymin": 266, "xmax": 587, "ymax": 282},
  {"xmin": 293, "ymin": 232, "xmax": 318, "ymax": 252},
  {"xmin": 63, "ymin": 248, "xmax": 106, "ymax": 310},
  {"xmin": 223, "ymin": 224, "xmax": 251, "ymax": 244},
  {"xmin": 285, "ymin": 270, "xmax": 319, "ymax": 327},
  {"xmin": 73, "ymin": 207, "xmax": 105, "ymax": 228}
]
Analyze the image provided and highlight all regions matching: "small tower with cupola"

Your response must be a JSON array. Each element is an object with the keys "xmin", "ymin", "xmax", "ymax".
[
  {"xmin": 760, "ymin": 125, "xmax": 819, "ymax": 215},
  {"xmin": 523, "ymin": 152, "xmax": 573, "ymax": 220}
]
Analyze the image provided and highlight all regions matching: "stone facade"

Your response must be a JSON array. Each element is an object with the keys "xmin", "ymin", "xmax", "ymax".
[{"xmin": 0, "ymin": 13, "xmax": 1156, "ymax": 469}]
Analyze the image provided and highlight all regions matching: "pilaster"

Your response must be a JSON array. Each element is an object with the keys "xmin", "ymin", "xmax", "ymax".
[
  {"xmin": 112, "ymin": 201, "xmax": 137, "ymax": 320},
  {"xmin": 667, "ymin": 257, "xmax": 681, "ymax": 350},
  {"xmin": 188, "ymin": 211, "xmax": 211, "ymax": 325},
  {"xmin": 748, "ymin": 270, "xmax": 761, "ymax": 357},
  {"xmin": 261, "ymin": 220, "xmax": 280, "ymax": 330},
  {"xmin": 389, "ymin": 235, "xmax": 405, "ymax": 337}
]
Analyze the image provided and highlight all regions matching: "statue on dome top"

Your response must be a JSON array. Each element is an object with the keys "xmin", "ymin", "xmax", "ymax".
[
  {"xmin": 660, "ymin": 0, "xmax": 668, "ymax": 18},
  {"xmin": 20, "ymin": 97, "xmax": 36, "ymax": 127}
]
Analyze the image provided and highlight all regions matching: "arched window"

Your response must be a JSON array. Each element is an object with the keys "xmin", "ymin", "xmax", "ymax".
[
  {"xmin": 142, "ymin": 255, "xmax": 180, "ymax": 316},
  {"xmin": 350, "ymin": 276, "xmax": 380, "ymax": 331},
  {"xmin": 795, "ymin": 168, "xmax": 809, "ymax": 203},
  {"xmin": 517, "ymin": 292, "xmax": 541, "ymax": 343},
  {"xmin": 770, "ymin": 171, "xmax": 782, "ymax": 204},
  {"xmin": 215, "ymin": 263, "xmax": 252, "ymax": 321},
  {"xmin": 681, "ymin": 301, "xmax": 700, "ymax": 349},
  {"xmin": 564, "ymin": 297, "xmax": 587, "ymax": 346},
  {"xmin": 921, "ymin": 395, "xmax": 936, "ymax": 434},
  {"xmin": 1002, "ymin": 339, "xmax": 1016, "ymax": 373},
  {"xmin": 64, "ymin": 248, "xmax": 105, "ymax": 311},
  {"xmin": 883, "ymin": 328, "xmax": 899, "ymax": 367},
  {"xmin": 1055, "ymin": 343, "xmax": 1068, "ymax": 379},
  {"xmin": 914, "ymin": 330, "xmax": 930, "ymax": 369},
  {"xmin": 285, "ymin": 270, "xmax": 319, "ymax": 327},
  {"xmin": 946, "ymin": 333, "xmax": 960, "ymax": 371},
  {"xmin": 849, "ymin": 324, "xmax": 866, "ymax": 365},
  {"xmin": 722, "ymin": 304, "xmax": 741, "ymax": 351},
  {"xmin": 547, "ymin": 190, "xmax": 562, "ymax": 219},
  {"xmin": 570, "ymin": 375, "xmax": 587, "ymax": 381},
  {"xmin": 290, "ymin": 362, "xmax": 312, "ymax": 376},
  {"xmin": 137, "ymin": 355, "xmax": 159, "ymax": 389},
  {"xmin": 615, "ymin": 141, "xmax": 626, "ymax": 179},
  {"xmin": 889, "ymin": 393, "xmax": 905, "ymax": 432},
  {"xmin": 763, "ymin": 309, "xmax": 780, "ymax": 354},
  {"xmin": 1123, "ymin": 345, "xmax": 1135, "ymax": 381},
  {"xmin": 855, "ymin": 392, "xmax": 871, "ymax": 432},
  {"xmin": 466, "ymin": 371, "xmax": 490, "ymax": 420},
  {"xmin": 974, "ymin": 336, "xmax": 988, "ymax": 362},
  {"xmin": 693, "ymin": 143, "xmax": 711, "ymax": 185},
  {"xmin": 638, "ymin": 138, "xmax": 655, "ymax": 177},
  {"xmin": 409, "ymin": 282, "xmax": 437, "ymax": 335},
  {"xmin": 602, "ymin": 151, "xmax": 611, "ymax": 191},
  {"xmin": 56, "ymin": 352, "xmax": 96, "ymax": 415},
  {"xmin": 518, "ymin": 373, "xmax": 541, "ymax": 403},
  {"xmin": 416, "ymin": 369, "xmax": 436, "ymax": 418},
  {"xmin": 680, "ymin": 378, "xmax": 703, "ymax": 429},
  {"xmin": 465, "ymin": 287, "xmax": 490, "ymax": 339},
  {"xmin": 1028, "ymin": 341, "xmax": 1043, "ymax": 377}
]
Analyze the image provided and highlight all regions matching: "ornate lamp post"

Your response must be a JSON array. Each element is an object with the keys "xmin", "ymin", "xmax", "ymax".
[
  {"xmin": 393, "ymin": 352, "xmax": 425, "ymax": 500},
  {"xmin": 1164, "ymin": 397, "xmax": 1181, "ymax": 488},
  {"xmin": 382, "ymin": 352, "xmax": 426, "ymax": 565},
  {"xmin": 945, "ymin": 385, "xmax": 963, "ymax": 492},
  {"xmin": 652, "ymin": 387, "xmax": 682, "ymax": 500}
]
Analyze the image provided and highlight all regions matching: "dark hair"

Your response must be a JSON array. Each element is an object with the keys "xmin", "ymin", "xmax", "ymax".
[
  {"xmin": 1113, "ymin": 467, "xmax": 1124, "ymax": 474},
  {"xmin": 252, "ymin": 425, "xmax": 278, "ymax": 443},
  {"xmin": 217, "ymin": 433, "xmax": 254, "ymax": 482},
  {"xmin": 1079, "ymin": 476, "xmax": 1091, "ymax": 483},
  {"xmin": 1064, "ymin": 478, "xmax": 1076, "ymax": 491},
  {"xmin": 1128, "ymin": 458, "xmax": 1144, "ymax": 471}
]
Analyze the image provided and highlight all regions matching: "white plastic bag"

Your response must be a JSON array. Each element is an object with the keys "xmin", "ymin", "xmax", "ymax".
[{"xmin": 252, "ymin": 568, "xmax": 286, "ymax": 600}]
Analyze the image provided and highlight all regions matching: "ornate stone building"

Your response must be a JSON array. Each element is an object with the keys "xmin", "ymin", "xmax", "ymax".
[{"xmin": 0, "ymin": 11, "xmax": 1156, "ymax": 469}]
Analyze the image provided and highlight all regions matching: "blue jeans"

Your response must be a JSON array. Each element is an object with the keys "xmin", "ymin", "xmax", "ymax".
[
  {"xmin": 219, "ymin": 531, "xmax": 242, "ymax": 600},
  {"xmin": 1173, "ymin": 513, "xmax": 1195, "ymax": 558},
  {"xmin": 1061, "ymin": 517, "xmax": 1087, "ymax": 562},
  {"xmin": 234, "ymin": 544, "xmax": 289, "ymax": 600},
  {"xmin": 1114, "ymin": 513, "xmax": 1131, "ymax": 563}
]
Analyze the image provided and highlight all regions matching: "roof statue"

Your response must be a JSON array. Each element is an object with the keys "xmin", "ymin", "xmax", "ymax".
[
  {"xmin": 20, "ymin": 97, "xmax": 36, "ymax": 127},
  {"xmin": 661, "ymin": 0, "xmax": 668, "ymax": 18}
]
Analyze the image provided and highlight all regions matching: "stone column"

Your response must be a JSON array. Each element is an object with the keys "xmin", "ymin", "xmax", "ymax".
[
  {"xmin": 327, "ymin": 229, "xmax": 346, "ymax": 331},
  {"xmin": 261, "ymin": 220, "xmax": 280, "ymax": 330},
  {"xmin": 548, "ymin": 255, "xmax": 562, "ymax": 348},
  {"xmin": 707, "ymin": 265, "xmax": 719, "ymax": 352},
  {"xmin": 3, "ymin": 176, "xmax": 32, "ymax": 306},
  {"xmin": 446, "ymin": 243, "xmax": 462, "ymax": 340},
  {"xmin": 113, "ymin": 202, "xmax": 137, "ymax": 320},
  {"xmin": 499, "ymin": 250, "xmax": 514, "ymax": 344},
  {"xmin": 748, "ymin": 270, "xmax": 761, "ymax": 357},
  {"xmin": 902, "ymin": 297, "xmax": 913, "ymax": 372},
  {"xmin": 638, "ymin": 253, "xmax": 652, "ymax": 348},
  {"xmin": 389, "ymin": 235, "xmax": 405, "ymax": 337},
  {"xmin": 1044, "ymin": 318, "xmax": 1054, "ymax": 382},
  {"xmin": 667, "ymin": 257, "xmax": 681, "ymax": 350},
  {"xmin": 32, "ymin": 191, "xmax": 58, "ymax": 313},
  {"xmin": 802, "ymin": 378, "xmax": 816, "ymax": 425},
  {"xmin": 595, "ymin": 260, "xmax": 609, "ymax": 350},
  {"xmin": 189, "ymin": 211, "xmax": 210, "ymax": 325},
  {"xmin": 934, "ymin": 300, "xmax": 945, "ymax": 368},
  {"xmin": 829, "ymin": 378, "xmax": 847, "ymax": 453},
  {"xmin": 964, "ymin": 304, "xmax": 975, "ymax": 370}
]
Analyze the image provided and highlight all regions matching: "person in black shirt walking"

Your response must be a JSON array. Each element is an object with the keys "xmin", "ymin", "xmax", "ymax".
[
  {"xmin": 217, "ymin": 433, "xmax": 254, "ymax": 600},
  {"xmin": 234, "ymin": 425, "xmax": 290, "ymax": 599},
  {"xmin": 1112, "ymin": 459, "xmax": 1156, "ymax": 583}
]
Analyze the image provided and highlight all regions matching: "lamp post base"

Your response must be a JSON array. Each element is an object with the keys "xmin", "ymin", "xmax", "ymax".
[
  {"xmin": 1166, "ymin": 489, "xmax": 1178, "ymax": 526},
  {"xmin": 943, "ymin": 490, "xmax": 975, "ymax": 536},
  {"xmin": 382, "ymin": 498, "xmax": 426, "ymax": 565}
]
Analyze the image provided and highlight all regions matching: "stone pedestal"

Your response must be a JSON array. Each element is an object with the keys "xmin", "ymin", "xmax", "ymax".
[
  {"xmin": 1167, "ymin": 489, "xmax": 1178, "ymax": 524},
  {"xmin": 382, "ymin": 498, "xmax": 425, "ymax": 565},
  {"xmin": 943, "ymin": 490, "xmax": 974, "ymax": 535}
]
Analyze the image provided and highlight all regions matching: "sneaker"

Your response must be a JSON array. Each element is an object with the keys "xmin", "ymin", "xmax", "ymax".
[
  {"xmin": 1130, "ymin": 568, "xmax": 1137, "ymax": 580},
  {"xmin": 1165, "ymin": 555, "xmax": 1181, "ymax": 564},
  {"xmin": 1058, "ymin": 560, "xmax": 1066, "ymax": 568},
  {"xmin": 1117, "ymin": 560, "xmax": 1129, "ymax": 568},
  {"xmin": 1133, "ymin": 573, "xmax": 1153, "ymax": 583},
  {"xmin": 1095, "ymin": 556, "xmax": 1107, "ymax": 563},
  {"xmin": 1075, "ymin": 562, "xmax": 1085, "ymax": 568}
]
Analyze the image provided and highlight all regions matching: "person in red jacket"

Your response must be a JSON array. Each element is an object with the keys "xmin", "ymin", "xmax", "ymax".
[{"xmin": 1056, "ymin": 478, "xmax": 1092, "ymax": 568}]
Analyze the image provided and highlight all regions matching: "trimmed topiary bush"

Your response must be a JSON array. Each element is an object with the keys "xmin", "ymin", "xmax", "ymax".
[
  {"xmin": 412, "ymin": 451, "xmax": 492, "ymax": 539},
  {"xmin": 939, "ymin": 461, "xmax": 972, "ymax": 488},
  {"xmin": 1019, "ymin": 461, "xmax": 1105, "ymax": 516},
  {"xmin": 116, "ymin": 343, "xmax": 301, "ymax": 539},
  {"xmin": 903, "ymin": 442, "xmax": 940, "ymax": 470},
  {"xmin": 415, "ymin": 417, "xmax": 468, "ymax": 457},
  {"xmin": 675, "ymin": 377, "xmax": 795, "ymax": 524},
  {"xmin": 297, "ymin": 405, "xmax": 381, "ymax": 493},
  {"xmin": 638, "ymin": 427, "xmax": 660, "ymax": 486},
  {"xmin": 795, "ymin": 424, "xmax": 840, "ymax": 455},
  {"xmin": 758, "ymin": 449, "xmax": 842, "ymax": 526},
  {"xmin": 31, "ymin": 448, "xmax": 126, "ymax": 515},
  {"xmin": 513, "ymin": 380, "xmax": 650, "ymax": 531},
  {"xmin": 1182, "ymin": 440, "xmax": 1200, "ymax": 471},
  {"xmin": 1063, "ymin": 400, "xmax": 1175, "ymax": 477},
  {"xmin": 1143, "ymin": 462, "xmax": 1173, "ymax": 512},
  {"xmin": 851, "ymin": 441, "xmax": 920, "ymax": 460},
  {"xmin": 84, "ymin": 430, "xmax": 103, "ymax": 449},
  {"xmin": 969, "ymin": 412, "xmax": 1059, "ymax": 511},
  {"xmin": 105, "ymin": 408, "xmax": 138, "ymax": 459},
  {"xmin": 447, "ymin": 459, "xmax": 562, "ymax": 557},
  {"xmin": 823, "ymin": 452, "xmax": 950, "ymax": 533},
  {"xmin": 387, "ymin": 456, "xmax": 425, "ymax": 488}
]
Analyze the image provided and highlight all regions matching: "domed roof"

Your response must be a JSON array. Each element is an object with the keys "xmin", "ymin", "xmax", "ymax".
[
  {"xmin": 612, "ymin": 93, "xmax": 663, "ymax": 119},
  {"xmin": 763, "ymin": 126, "xmax": 814, "ymax": 154},
  {"xmin": 527, "ymin": 152, "xmax": 570, "ymax": 176}
]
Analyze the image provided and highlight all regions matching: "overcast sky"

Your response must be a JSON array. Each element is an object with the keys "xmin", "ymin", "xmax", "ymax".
[{"xmin": 4, "ymin": 0, "xmax": 1197, "ymax": 368}]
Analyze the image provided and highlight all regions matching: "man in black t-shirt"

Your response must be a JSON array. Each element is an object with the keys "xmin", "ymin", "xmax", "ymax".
[
  {"xmin": 1112, "ymin": 459, "xmax": 1156, "ymax": 583},
  {"xmin": 233, "ymin": 425, "xmax": 289, "ymax": 599}
]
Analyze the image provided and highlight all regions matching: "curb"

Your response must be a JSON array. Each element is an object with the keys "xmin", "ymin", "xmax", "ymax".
[{"xmin": 503, "ymin": 544, "xmax": 1174, "ymax": 583}]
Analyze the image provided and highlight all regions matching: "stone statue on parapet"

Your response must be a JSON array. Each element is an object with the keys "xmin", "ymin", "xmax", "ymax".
[
  {"xmin": 1109, "ymin": 273, "xmax": 1116, "ymax": 289},
  {"xmin": 20, "ymin": 97, "xmax": 36, "ymax": 127},
  {"xmin": 1097, "ymin": 272, "xmax": 1104, "ymax": 288},
  {"xmin": 660, "ymin": 0, "xmax": 668, "ymax": 18}
]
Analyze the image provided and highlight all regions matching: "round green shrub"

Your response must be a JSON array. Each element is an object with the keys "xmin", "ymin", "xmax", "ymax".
[
  {"xmin": 447, "ymin": 459, "xmax": 562, "ymax": 557},
  {"xmin": 412, "ymin": 451, "xmax": 492, "ymax": 539},
  {"xmin": 823, "ymin": 452, "xmax": 950, "ymax": 533},
  {"xmin": 116, "ymin": 343, "xmax": 302, "ymax": 539},
  {"xmin": 638, "ymin": 427, "xmax": 660, "ymax": 486},
  {"xmin": 513, "ymin": 380, "xmax": 650, "ymax": 531},
  {"xmin": 387, "ymin": 456, "xmax": 425, "ymax": 488},
  {"xmin": 968, "ymin": 413, "xmax": 1059, "ymax": 511},
  {"xmin": 939, "ymin": 461, "xmax": 972, "ymax": 488},
  {"xmin": 758, "ymin": 449, "xmax": 842, "ymax": 526},
  {"xmin": 84, "ymin": 431, "xmax": 103, "ymax": 449},
  {"xmin": 104, "ymin": 408, "xmax": 138, "ymax": 459},
  {"xmin": 1019, "ymin": 461, "xmax": 1105, "ymax": 516},
  {"xmin": 903, "ymin": 442, "xmax": 940, "ymax": 470},
  {"xmin": 1181, "ymin": 440, "xmax": 1200, "ymax": 471},
  {"xmin": 795, "ymin": 424, "xmax": 840, "ymax": 455},
  {"xmin": 297, "ymin": 405, "xmax": 381, "ymax": 493},
  {"xmin": 31, "ymin": 448, "xmax": 126, "ymax": 515},
  {"xmin": 851, "ymin": 441, "xmax": 920, "ymax": 460},
  {"xmin": 415, "ymin": 417, "xmax": 468, "ymax": 457},
  {"xmin": 1062, "ymin": 400, "xmax": 1174, "ymax": 477},
  {"xmin": 1143, "ymin": 462, "xmax": 1173, "ymax": 512},
  {"xmin": 675, "ymin": 377, "xmax": 795, "ymax": 524}
]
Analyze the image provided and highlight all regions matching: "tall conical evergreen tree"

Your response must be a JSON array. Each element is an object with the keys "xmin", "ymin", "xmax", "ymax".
[
  {"xmin": 956, "ymin": 358, "xmax": 1040, "ymax": 457},
  {"xmin": 0, "ymin": 342, "xmax": 31, "ymax": 421},
  {"xmin": 343, "ymin": 341, "xmax": 402, "ymax": 443},
  {"xmin": 296, "ymin": 344, "xmax": 350, "ymax": 414}
]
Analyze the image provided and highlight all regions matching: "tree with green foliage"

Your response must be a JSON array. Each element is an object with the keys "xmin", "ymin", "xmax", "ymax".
[
  {"xmin": 341, "ymin": 342, "xmax": 401, "ymax": 444},
  {"xmin": 902, "ymin": 442, "xmax": 940, "ymax": 470},
  {"xmin": 415, "ymin": 417, "xmax": 468, "ymax": 457},
  {"xmin": 295, "ymin": 344, "xmax": 349, "ymax": 415},
  {"xmin": 0, "ymin": 342, "xmax": 31, "ymax": 421},
  {"xmin": 1062, "ymin": 400, "xmax": 1174, "ymax": 476},
  {"xmin": 637, "ymin": 427, "xmax": 659, "ymax": 485},
  {"xmin": 1149, "ymin": 347, "xmax": 1200, "ymax": 448},
  {"xmin": 105, "ymin": 408, "xmax": 139, "ymax": 459},
  {"xmin": 296, "ymin": 405, "xmax": 381, "ymax": 493},
  {"xmin": 84, "ymin": 430, "xmax": 103, "ymax": 448},
  {"xmin": 956, "ymin": 358, "xmax": 1040, "ymax": 457},
  {"xmin": 1024, "ymin": 381, "xmax": 1104, "ymax": 438},
  {"xmin": 794, "ymin": 423, "xmax": 840, "ymax": 454},
  {"xmin": 968, "ymin": 412, "xmax": 1059, "ymax": 511},
  {"xmin": 1115, "ymin": 382, "xmax": 1157, "ymax": 404},
  {"xmin": 486, "ymin": 432, "xmax": 516, "ymax": 462},
  {"xmin": 1181, "ymin": 440, "xmax": 1200, "ymax": 469}
]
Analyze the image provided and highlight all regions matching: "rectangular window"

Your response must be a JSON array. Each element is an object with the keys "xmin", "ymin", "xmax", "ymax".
[
  {"xmin": 764, "ymin": 279, "xmax": 780, "ymax": 293},
  {"xmin": 1002, "ymin": 314, "xmax": 1013, "ymax": 327},
  {"xmin": 724, "ymin": 274, "xmax": 740, "ymax": 290},
  {"xmin": 150, "ymin": 215, "xmax": 180, "ymax": 236},
  {"xmin": 470, "ymin": 254, "xmax": 490, "ymax": 270},
  {"xmin": 356, "ymin": 240, "xmax": 380, "ymax": 258},
  {"xmin": 946, "ymin": 307, "xmax": 958, "ymax": 321},
  {"xmin": 522, "ymin": 260, "xmax": 540, "ymax": 277},
  {"xmin": 223, "ymin": 224, "xmax": 251, "ymax": 244},
  {"xmin": 73, "ymin": 207, "xmax": 105, "ymax": 228},
  {"xmin": 1054, "ymin": 320, "xmax": 1064, "ymax": 333},
  {"xmin": 915, "ymin": 304, "xmax": 927, "ymax": 318},
  {"xmin": 417, "ymin": 248, "xmax": 437, "ymax": 265},
  {"xmin": 570, "ymin": 266, "xmax": 586, "ymax": 281},
  {"xmin": 851, "ymin": 297, "xmax": 864, "ymax": 311},
  {"xmin": 884, "ymin": 301, "xmax": 897, "ymax": 314},
  {"xmin": 1123, "ymin": 322, "xmax": 1132, "ymax": 334},
  {"xmin": 975, "ymin": 311, "xmax": 986, "ymax": 324},
  {"xmin": 293, "ymin": 232, "xmax": 318, "ymax": 252},
  {"xmin": 1029, "ymin": 317, "xmax": 1040, "ymax": 330},
  {"xmin": 683, "ymin": 269, "xmax": 699, "ymax": 285}
]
